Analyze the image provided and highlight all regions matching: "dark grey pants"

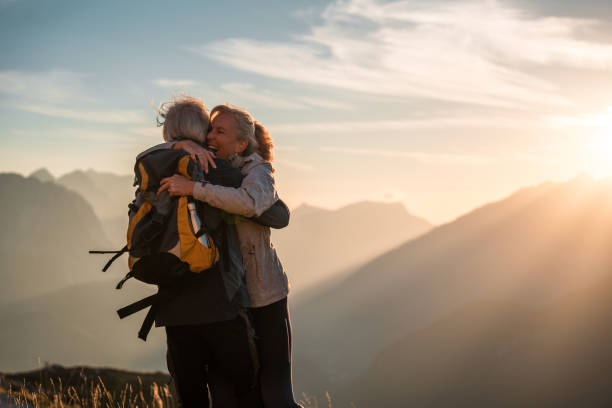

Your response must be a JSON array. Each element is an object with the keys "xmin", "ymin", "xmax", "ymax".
[
  {"xmin": 249, "ymin": 297, "xmax": 302, "ymax": 408},
  {"xmin": 165, "ymin": 316, "xmax": 257, "ymax": 408}
]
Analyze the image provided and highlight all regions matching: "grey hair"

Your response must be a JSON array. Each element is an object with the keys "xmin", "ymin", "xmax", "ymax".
[
  {"xmin": 210, "ymin": 104, "xmax": 258, "ymax": 156},
  {"xmin": 157, "ymin": 95, "xmax": 210, "ymax": 145}
]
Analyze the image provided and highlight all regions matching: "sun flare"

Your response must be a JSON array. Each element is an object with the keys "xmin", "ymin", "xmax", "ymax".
[{"xmin": 580, "ymin": 107, "xmax": 612, "ymax": 178}]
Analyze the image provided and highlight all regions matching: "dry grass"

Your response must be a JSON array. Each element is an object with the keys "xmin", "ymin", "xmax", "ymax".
[
  {"xmin": 0, "ymin": 372, "xmax": 324, "ymax": 408},
  {"xmin": 1, "ymin": 374, "xmax": 174, "ymax": 408}
]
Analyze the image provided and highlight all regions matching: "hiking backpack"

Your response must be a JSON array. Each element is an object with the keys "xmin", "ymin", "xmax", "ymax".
[{"xmin": 90, "ymin": 147, "xmax": 243, "ymax": 340}]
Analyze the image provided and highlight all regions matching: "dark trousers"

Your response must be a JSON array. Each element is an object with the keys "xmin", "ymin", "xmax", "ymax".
[
  {"xmin": 250, "ymin": 297, "xmax": 301, "ymax": 408},
  {"xmin": 165, "ymin": 316, "xmax": 257, "ymax": 408}
]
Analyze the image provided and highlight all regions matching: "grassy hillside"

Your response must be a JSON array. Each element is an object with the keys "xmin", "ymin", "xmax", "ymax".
[
  {"xmin": 0, "ymin": 365, "xmax": 321, "ymax": 407},
  {"xmin": 0, "ymin": 365, "xmax": 175, "ymax": 407}
]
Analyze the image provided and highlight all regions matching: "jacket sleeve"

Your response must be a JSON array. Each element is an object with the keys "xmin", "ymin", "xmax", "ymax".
[
  {"xmin": 192, "ymin": 162, "xmax": 278, "ymax": 217},
  {"xmin": 252, "ymin": 199, "xmax": 290, "ymax": 229}
]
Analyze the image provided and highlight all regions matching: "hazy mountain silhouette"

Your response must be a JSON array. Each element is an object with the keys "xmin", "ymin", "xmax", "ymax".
[
  {"xmin": 56, "ymin": 169, "xmax": 134, "ymax": 221},
  {"xmin": 46, "ymin": 169, "xmax": 432, "ymax": 274},
  {"xmin": 28, "ymin": 168, "xmax": 55, "ymax": 183},
  {"xmin": 53, "ymin": 169, "xmax": 133, "ymax": 244},
  {"xmin": 0, "ymin": 173, "xmax": 113, "ymax": 302},
  {"xmin": 342, "ymin": 271, "xmax": 612, "ymax": 407},
  {"xmin": 274, "ymin": 201, "xmax": 432, "ymax": 294},
  {"xmin": 292, "ymin": 176, "xmax": 612, "ymax": 395}
]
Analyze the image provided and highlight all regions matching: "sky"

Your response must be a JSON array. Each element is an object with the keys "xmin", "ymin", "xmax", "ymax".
[{"xmin": 1, "ymin": 0, "xmax": 612, "ymax": 223}]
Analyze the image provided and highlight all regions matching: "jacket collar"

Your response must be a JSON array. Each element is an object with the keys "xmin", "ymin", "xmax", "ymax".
[{"xmin": 229, "ymin": 152, "xmax": 264, "ymax": 174}]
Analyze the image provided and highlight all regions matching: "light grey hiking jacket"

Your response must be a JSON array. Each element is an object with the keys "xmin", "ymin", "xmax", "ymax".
[{"xmin": 193, "ymin": 152, "xmax": 290, "ymax": 308}]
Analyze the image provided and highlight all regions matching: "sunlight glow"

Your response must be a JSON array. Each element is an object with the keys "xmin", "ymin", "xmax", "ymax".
[{"xmin": 587, "ymin": 107, "xmax": 612, "ymax": 178}]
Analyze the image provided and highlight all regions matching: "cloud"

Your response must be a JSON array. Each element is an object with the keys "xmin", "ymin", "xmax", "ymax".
[
  {"xmin": 545, "ymin": 106, "xmax": 612, "ymax": 128},
  {"xmin": 155, "ymin": 78, "xmax": 302, "ymax": 110},
  {"xmin": 219, "ymin": 83, "xmax": 306, "ymax": 110},
  {"xmin": 154, "ymin": 79, "xmax": 201, "ymax": 88},
  {"xmin": 17, "ymin": 104, "xmax": 149, "ymax": 124},
  {"xmin": 275, "ymin": 158, "xmax": 317, "ymax": 172},
  {"xmin": 320, "ymin": 146, "xmax": 496, "ymax": 165},
  {"xmin": 10, "ymin": 127, "xmax": 151, "ymax": 147},
  {"xmin": 296, "ymin": 96, "xmax": 352, "ymax": 110},
  {"xmin": 275, "ymin": 145, "xmax": 300, "ymax": 152},
  {"xmin": 268, "ymin": 115, "xmax": 544, "ymax": 134},
  {"xmin": 194, "ymin": 0, "xmax": 612, "ymax": 109},
  {"xmin": 155, "ymin": 77, "xmax": 352, "ymax": 111},
  {"xmin": 0, "ymin": 70, "xmax": 93, "ymax": 103},
  {"xmin": 130, "ymin": 126, "xmax": 162, "ymax": 138},
  {"xmin": 1, "ymin": 70, "xmax": 150, "ymax": 125}
]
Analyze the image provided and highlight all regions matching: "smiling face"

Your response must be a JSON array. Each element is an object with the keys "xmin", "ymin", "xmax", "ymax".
[{"xmin": 207, "ymin": 112, "xmax": 248, "ymax": 160}]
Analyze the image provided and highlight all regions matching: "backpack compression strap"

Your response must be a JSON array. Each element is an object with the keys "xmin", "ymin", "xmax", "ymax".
[
  {"xmin": 89, "ymin": 245, "xmax": 128, "ymax": 272},
  {"xmin": 116, "ymin": 293, "xmax": 158, "ymax": 319},
  {"xmin": 116, "ymin": 293, "xmax": 160, "ymax": 341},
  {"xmin": 116, "ymin": 283, "xmax": 185, "ymax": 341}
]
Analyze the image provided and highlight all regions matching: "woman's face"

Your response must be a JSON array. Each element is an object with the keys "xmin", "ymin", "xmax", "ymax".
[{"xmin": 207, "ymin": 112, "xmax": 246, "ymax": 160}]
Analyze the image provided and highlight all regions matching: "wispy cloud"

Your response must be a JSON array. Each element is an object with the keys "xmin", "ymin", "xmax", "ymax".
[
  {"xmin": 154, "ymin": 79, "xmax": 201, "ymax": 89},
  {"xmin": 0, "ymin": 70, "xmax": 93, "ymax": 103},
  {"xmin": 268, "ymin": 115, "xmax": 544, "ymax": 134},
  {"xmin": 219, "ymin": 83, "xmax": 306, "ymax": 110},
  {"xmin": 17, "ymin": 104, "xmax": 148, "ymax": 124},
  {"xmin": 1, "ymin": 70, "xmax": 151, "ymax": 124},
  {"xmin": 275, "ymin": 145, "xmax": 300, "ymax": 152},
  {"xmin": 130, "ymin": 126, "xmax": 162, "ymax": 139},
  {"xmin": 11, "ymin": 127, "xmax": 148, "ymax": 145},
  {"xmin": 545, "ymin": 106, "xmax": 612, "ymax": 128},
  {"xmin": 155, "ymin": 78, "xmax": 302, "ymax": 110},
  {"xmin": 193, "ymin": 0, "xmax": 612, "ymax": 109},
  {"xmin": 155, "ymin": 77, "xmax": 352, "ymax": 111},
  {"xmin": 320, "ymin": 146, "xmax": 496, "ymax": 165},
  {"xmin": 274, "ymin": 158, "xmax": 316, "ymax": 172},
  {"xmin": 296, "ymin": 96, "xmax": 352, "ymax": 110}
]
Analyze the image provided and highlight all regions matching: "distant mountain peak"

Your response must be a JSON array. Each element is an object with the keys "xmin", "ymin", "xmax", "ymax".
[
  {"xmin": 292, "ymin": 203, "xmax": 328, "ymax": 219},
  {"xmin": 28, "ymin": 168, "xmax": 55, "ymax": 182},
  {"xmin": 338, "ymin": 200, "xmax": 407, "ymax": 213}
]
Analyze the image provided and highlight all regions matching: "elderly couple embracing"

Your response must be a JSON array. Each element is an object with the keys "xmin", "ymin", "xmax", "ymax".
[{"xmin": 146, "ymin": 96, "xmax": 301, "ymax": 408}]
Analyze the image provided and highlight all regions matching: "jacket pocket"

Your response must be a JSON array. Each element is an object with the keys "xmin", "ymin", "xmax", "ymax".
[{"xmin": 244, "ymin": 244, "xmax": 261, "ymax": 282}]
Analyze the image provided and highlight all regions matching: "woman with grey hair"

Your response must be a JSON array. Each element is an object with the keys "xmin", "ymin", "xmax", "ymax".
[{"xmin": 159, "ymin": 103, "xmax": 301, "ymax": 408}]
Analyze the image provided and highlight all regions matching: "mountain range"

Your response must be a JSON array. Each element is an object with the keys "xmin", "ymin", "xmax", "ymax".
[
  {"xmin": 291, "ymin": 176, "xmax": 612, "ymax": 399},
  {"xmin": 27, "ymin": 167, "xmax": 432, "ymax": 294},
  {"xmin": 30, "ymin": 168, "xmax": 134, "ymax": 244},
  {"xmin": 342, "ymin": 270, "xmax": 612, "ymax": 407},
  {"xmin": 0, "ymin": 173, "xmax": 112, "ymax": 302},
  {"xmin": 1, "ymin": 169, "xmax": 430, "ymax": 372},
  {"xmin": 273, "ymin": 201, "xmax": 431, "ymax": 293},
  {"xmin": 6, "ymin": 169, "xmax": 612, "ymax": 406}
]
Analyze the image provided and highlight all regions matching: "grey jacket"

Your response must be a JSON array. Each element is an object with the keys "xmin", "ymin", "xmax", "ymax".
[{"xmin": 193, "ymin": 153, "xmax": 290, "ymax": 307}]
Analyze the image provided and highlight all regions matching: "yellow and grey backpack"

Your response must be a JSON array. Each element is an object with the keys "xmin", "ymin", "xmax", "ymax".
[{"xmin": 90, "ymin": 148, "xmax": 241, "ymax": 340}]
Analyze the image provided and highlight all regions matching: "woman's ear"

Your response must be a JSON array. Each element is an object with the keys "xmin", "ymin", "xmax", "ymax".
[{"xmin": 236, "ymin": 139, "xmax": 248, "ymax": 154}]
